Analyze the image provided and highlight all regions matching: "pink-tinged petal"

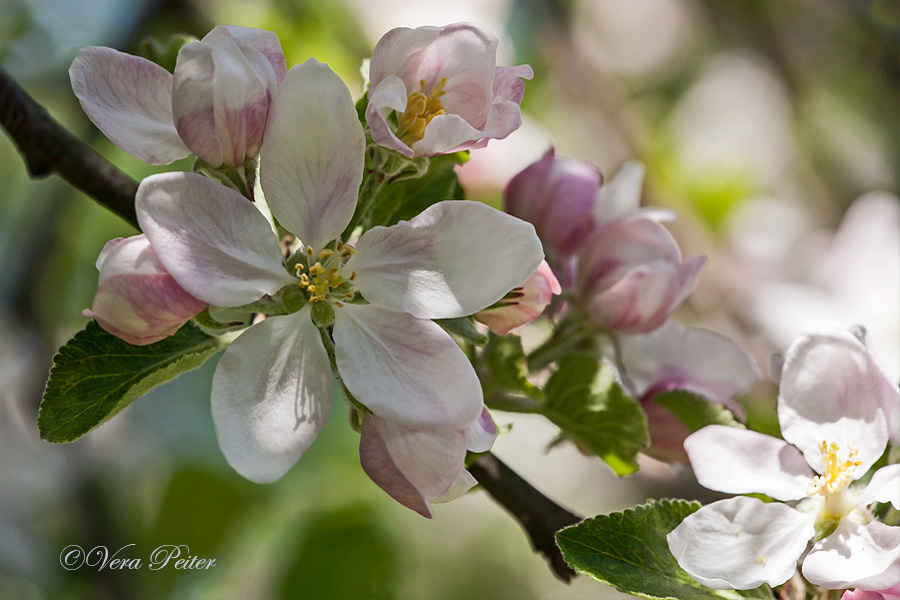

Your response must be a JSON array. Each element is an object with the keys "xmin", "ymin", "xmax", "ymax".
[
  {"xmin": 350, "ymin": 201, "xmax": 543, "ymax": 319},
  {"xmin": 211, "ymin": 25, "xmax": 287, "ymax": 84},
  {"xmin": 211, "ymin": 308, "xmax": 332, "ymax": 483},
  {"xmin": 85, "ymin": 235, "xmax": 206, "ymax": 345},
  {"xmin": 69, "ymin": 47, "xmax": 188, "ymax": 165},
  {"xmin": 503, "ymin": 148, "xmax": 602, "ymax": 257},
  {"xmin": 367, "ymin": 26, "xmax": 442, "ymax": 93},
  {"xmin": 803, "ymin": 519, "xmax": 900, "ymax": 591},
  {"xmin": 585, "ymin": 263, "xmax": 682, "ymax": 333},
  {"xmin": 619, "ymin": 319, "xmax": 758, "ymax": 404},
  {"xmin": 260, "ymin": 59, "xmax": 365, "ymax": 251},
  {"xmin": 136, "ymin": 172, "xmax": 293, "ymax": 307},
  {"xmin": 685, "ymin": 425, "xmax": 814, "ymax": 500},
  {"xmin": 667, "ymin": 496, "xmax": 816, "ymax": 589},
  {"xmin": 492, "ymin": 65, "xmax": 533, "ymax": 104},
  {"xmin": 464, "ymin": 407, "xmax": 498, "ymax": 453},
  {"xmin": 778, "ymin": 329, "xmax": 890, "ymax": 476},
  {"xmin": 850, "ymin": 326, "xmax": 900, "ymax": 444},
  {"xmin": 366, "ymin": 76, "xmax": 413, "ymax": 156},
  {"xmin": 359, "ymin": 416, "xmax": 432, "ymax": 518},
  {"xmin": 333, "ymin": 304, "xmax": 483, "ymax": 431},
  {"xmin": 475, "ymin": 260, "xmax": 561, "ymax": 334},
  {"xmin": 862, "ymin": 465, "xmax": 900, "ymax": 510},
  {"xmin": 173, "ymin": 34, "xmax": 276, "ymax": 167},
  {"xmin": 843, "ymin": 591, "xmax": 887, "ymax": 600},
  {"xmin": 641, "ymin": 397, "xmax": 692, "ymax": 463},
  {"xmin": 374, "ymin": 415, "xmax": 467, "ymax": 499},
  {"xmin": 431, "ymin": 469, "xmax": 477, "ymax": 503}
]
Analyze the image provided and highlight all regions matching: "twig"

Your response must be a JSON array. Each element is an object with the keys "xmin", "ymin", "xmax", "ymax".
[
  {"xmin": 0, "ymin": 67, "xmax": 139, "ymax": 229},
  {"xmin": 470, "ymin": 452, "xmax": 582, "ymax": 582}
]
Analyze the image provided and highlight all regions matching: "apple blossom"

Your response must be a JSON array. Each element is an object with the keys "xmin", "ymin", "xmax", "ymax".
[
  {"xmin": 135, "ymin": 59, "xmax": 543, "ymax": 485},
  {"xmin": 574, "ymin": 216, "xmax": 705, "ymax": 333},
  {"xmin": 843, "ymin": 584, "xmax": 900, "ymax": 600},
  {"xmin": 475, "ymin": 260, "xmax": 561, "ymax": 335},
  {"xmin": 359, "ymin": 407, "xmax": 498, "ymax": 518},
  {"xmin": 667, "ymin": 329, "xmax": 900, "ymax": 591},
  {"xmin": 83, "ymin": 235, "xmax": 207, "ymax": 345},
  {"xmin": 617, "ymin": 319, "xmax": 758, "ymax": 461},
  {"xmin": 366, "ymin": 22, "xmax": 532, "ymax": 158},
  {"xmin": 70, "ymin": 25, "xmax": 286, "ymax": 167}
]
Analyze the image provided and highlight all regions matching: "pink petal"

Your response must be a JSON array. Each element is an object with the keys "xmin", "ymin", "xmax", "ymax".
[
  {"xmin": 464, "ymin": 407, "xmax": 499, "ymax": 453},
  {"xmin": 69, "ymin": 47, "xmax": 188, "ymax": 165},
  {"xmin": 211, "ymin": 25, "xmax": 287, "ymax": 84},
  {"xmin": 475, "ymin": 259, "xmax": 561, "ymax": 335},
  {"xmin": 359, "ymin": 416, "xmax": 432, "ymax": 518}
]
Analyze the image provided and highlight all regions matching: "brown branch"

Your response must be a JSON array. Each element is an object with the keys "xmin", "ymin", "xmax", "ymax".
[
  {"xmin": 0, "ymin": 66, "xmax": 139, "ymax": 229},
  {"xmin": 470, "ymin": 452, "xmax": 581, "ymax": 582}
]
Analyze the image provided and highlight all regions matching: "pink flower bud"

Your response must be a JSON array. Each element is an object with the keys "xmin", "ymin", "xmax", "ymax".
[
  {"xmin": 366, "ymin": 23, "xmax": 532, "ymax": 158},
  {"xmin": 475, "ymin": 260, "xmax": 561, "ymax": 334},
  {"xmin": 503, "ymin": 148, "xmax": 602, "ymax": 257},
  {"xmin": 83, "ymin": 235, "xmax": 207, "ymax": 345},
  {"xmin": 575, "ymin": 216, "xmax": 705, "ymax": 333},
  {"xmin": 174, "ymin": 26, "xmax": 285, "ymax": 168}
]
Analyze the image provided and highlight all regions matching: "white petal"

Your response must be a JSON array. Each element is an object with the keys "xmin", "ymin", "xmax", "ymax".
[
  {"xmin": 464, "ymin": 407, "xmax": 499, "ymax": 453},
  {"xmin": 862, "ymin": 465, "xmax": 900, "ymax": 510},
  {"xmin": 778, "ymin": 330, "xmax": 890, "ymax": 475},
  {"xmin": 365, "ymin": 76, "xmax": 412, "ymax": 156},
  {"xmin": 685, "ymin": 426, "xmax": 814, "ymax": 501},
  {"xmin": 333, "ymin": 304, "xmax": 483, "ymax": 430},
  {"xmin": 803, "ymin": 519, "xmax": 900, "ymax": 591},
  {"xmin": 594, "ymin": 161, "xmax": 645, "ymax": 225},
  {"xmin": 69, "ymin": 47, "xmax": 188, "ymax": 165},
  {"xmin": 619, "ymin": 319, "xmax": 759, "ymax": 403},
  {"xmin": 431, "ymin": 469, "xmax": 477, "ymax": 504},
  {"xmin": 136, "ymin": 172, "xmax": 293, "ymax": 307},
  {"xmin": 350, "ymin": 201, "xmax": 543, "ymax": 319},
  {"xmin": 851, "ymin": 325, "xmax": 900, "ymax": 444},
  {"xmin": 667, "ymin": 496, "xmax": 816, "ymax": 589},
  {"xmin": 359, "ymin": 415, "xmax": 432, "ymax": 518},
  {"xmin": 375, "ymin": 415, "xmax": 466, "ymax": 499},
  {"xmin": 211, "ymin": 309, "xmax": 333, "ymax": 483},
  {"xmin": 260, "ymin": 59, "xmax": 365, "ymax": 251}
]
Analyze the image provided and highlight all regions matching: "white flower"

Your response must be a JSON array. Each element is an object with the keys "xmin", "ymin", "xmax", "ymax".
[
  {"xmin": 667, "ymin": 329, "xmax": 900, "ymax": 591},
  {"xmin": 135, "ymin": 59, "xmax": 543, "ymax": 487}
]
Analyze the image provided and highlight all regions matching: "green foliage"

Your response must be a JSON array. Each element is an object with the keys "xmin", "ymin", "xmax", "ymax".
[
  {"xmin": 654, "ymin": 389, "xmax": 745, "ymax": 432},
  {"xmin": 482, "ymin": 332, "xmax": 540, "ymax": 399},
  {"xmin": 436, "ymin": 316, "xmax": 488, "ymax": 346},
  {"xmin": 556, "ymin": 500, "xmax": 774, "ymax": 600},
  {"xmin": 137, "ymin": 33, "xmax": 198, "ymax": 73},
  {"xmin": 368, "ymin": 152, "xmax": 468, "ymax": 228},
  {"xmin": 542, "ymin": 353, "xmax": 648, "ymax": 475},
  {"xmin": 39, "ymin": 321, "xmax": 225, "ymax": 443}
]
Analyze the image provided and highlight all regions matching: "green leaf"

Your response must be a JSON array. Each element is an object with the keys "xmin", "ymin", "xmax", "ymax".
[
  {"xmin": 39, "ymin": 321, "xmax": 225, "ymax": 443},
  {"xmin": 436, "ymin": 316, "xmax": 488, "ymax": 346},
  {"xmin": 369, "ymin": 152, "xmax": 467, "ymax": 228},
  {"xmin": 556, "ymin": 500, "xmax": 774, "ymax": 600},
  {"xmin": 654, "ymin": 389, "xmax": 745, "ymax": 432},
  {"xmin": 542, "ymin": 353, "xmax": 648, "ymax": 475},
  {"xmin": 482, "ymin": 332, "xmax": 541, "ymax": 399}
]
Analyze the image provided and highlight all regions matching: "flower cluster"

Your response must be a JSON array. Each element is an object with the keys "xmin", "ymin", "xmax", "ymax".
[{"xmin": 75, "ymin": 23, "xmax": 542, "ymax": 515}]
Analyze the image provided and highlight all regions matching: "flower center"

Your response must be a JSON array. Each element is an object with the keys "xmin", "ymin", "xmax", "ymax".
[
  {"xmin": 395, "ymin": 78, "xmax": 448, "ymax": 146},
  {"xmin": 293, "ymin": 241, "xmax": 357, "ymax": 307},
  {"xmin": 807, "ymin": 440, "xmax": 862, "ymax": 519}
]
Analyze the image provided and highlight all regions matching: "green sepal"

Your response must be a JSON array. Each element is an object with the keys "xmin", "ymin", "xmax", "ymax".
[
  {"xmin": 311, "ymin": 301, "xmax": 335, "ymax": 327},
  {"xmin": 39, "ymin": 321, "xmax": 226, "ymax": 443},
  {"xmin": 281, "ymin": 285, "xmax": 308, "ymax": 314},
  {"xmin": 482, "ymin": 332, "xmax": 541, "ymax": 400},
  {"xmin": 435, "ymin": 316, "xmax": 488, "ymax": 346},
  {"xmin": 653, "ymin": 389, "xmax": 745, "ymax": 431},
  {"xmin": 541, "ymin": 353, "xmax": 648, "ymax": 475},
  {"xmin": 556, "ymin": 500, "xmax": 775, "ymax": 600}
]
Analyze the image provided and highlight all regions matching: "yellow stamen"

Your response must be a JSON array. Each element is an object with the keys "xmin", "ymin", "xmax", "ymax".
[{"xmin": 396, "ymin": 77, "xmax": 448, "ymax": 146}]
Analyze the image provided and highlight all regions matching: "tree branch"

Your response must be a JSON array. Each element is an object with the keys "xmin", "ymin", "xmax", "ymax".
[
  {"xmin": 470, "ymin": 452, "xmax": 581, "ymax": 582},
  {"xmin": 0, "ymin": 66, "xmax": 139, "ymax": 229}
]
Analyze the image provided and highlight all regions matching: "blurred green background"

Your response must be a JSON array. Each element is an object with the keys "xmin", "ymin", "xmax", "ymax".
[{"xmin": 1, "ymin": 0, "xmax": 898, "ymax": 598}]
